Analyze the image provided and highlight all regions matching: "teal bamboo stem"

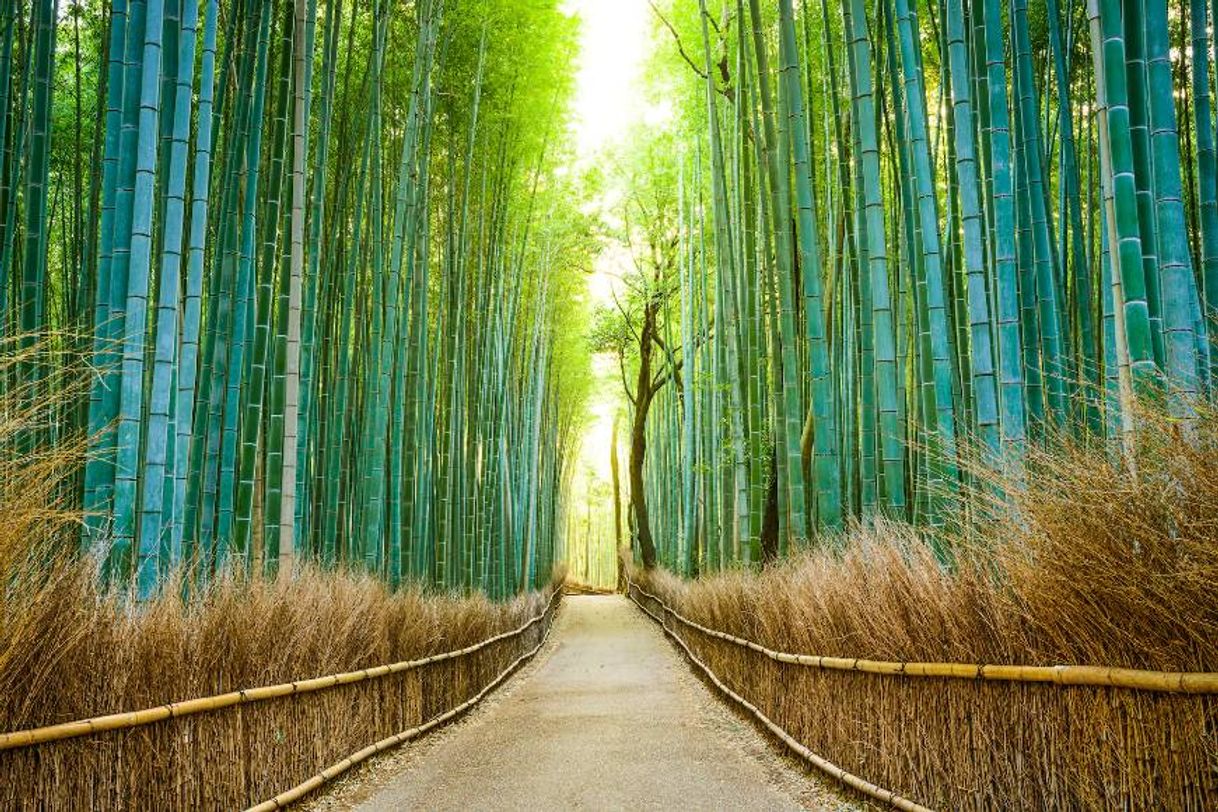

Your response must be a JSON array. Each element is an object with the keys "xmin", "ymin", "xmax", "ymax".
[
  {"xmin": 779, "ymin": 0, "xmax": 840, "ymax": 532},
  {"xmin": 747, "ymin": 0, "xmax": 809, "ymax": 544},
  {"xmin": 116, "ymin": 0, "xmax": 167, "ymax": 588},
  {"xmin": 1144, "ymin": 0, "xmax": 1200, "ymax": 411},
  {"xmin": 945, "ymin": 0, "xmax": 999, "ymax": 459},
  {"xmin": 847, "ymin": 0, "xmax": 906, "ymax": 513},
  {"xmin": 893, "ymin": 0, "xmax": 961, "ymax": 517},
  {"xmin": 981, "ymin": 0, "xmax": 1027, "ymax": 454},
  {"xmin": 1094, "ymin": 0, "xmax": 1159, "ymax": 390}
]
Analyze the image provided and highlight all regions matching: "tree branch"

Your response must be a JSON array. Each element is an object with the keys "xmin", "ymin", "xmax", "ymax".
[
  {"xmin": 611, "ymin": 287, "xmax": 643, "ymax": 346},
  {"xmin": 647, "ymin": 0, "xmax": 736, "ymax": 103},
  {"xmin": 651, "ymin": 356, "xmax": 684, "ymax": 395},
  {"xmin": 648, "ymin": 0, "xmax": 708, "ymax": 81},
  {"xmin": 619, "ymin": 349, "xmax": 637, "ymax": 405}
]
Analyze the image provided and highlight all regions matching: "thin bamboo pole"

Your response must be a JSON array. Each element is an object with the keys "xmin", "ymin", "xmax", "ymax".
[{"xmin": 244, "ymin": 593, "xmax": 559, "ymax": 812}]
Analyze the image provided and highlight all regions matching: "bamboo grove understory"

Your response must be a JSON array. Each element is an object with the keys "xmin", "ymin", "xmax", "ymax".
[
  {"xmin": 0, "ymin": 0, "xmax": 592, "ymax": 599},
  {"xmin": 609, "ymin": 0, "xmax": 1218, "ymax": 574}
]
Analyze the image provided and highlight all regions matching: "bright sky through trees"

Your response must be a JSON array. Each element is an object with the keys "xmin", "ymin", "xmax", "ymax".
[
  {"xmin": 565, "ymin": 0, "xmax": 665, "ymax": 575},
  {"xmin": 565, "ymin": 0, "xmax": 655, "ymax": 157}
]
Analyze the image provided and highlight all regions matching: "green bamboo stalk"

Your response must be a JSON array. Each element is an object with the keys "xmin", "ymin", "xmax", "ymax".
[
  {"xmin": 19, "ymin": 0, "xmax": 56, "ymax": 363},
  {"xmin": 1093, "ymin": 0, "xmax": 1159, "ymax": 390},
  {"xmin": 116, "ymin": 0, "xmax": 168, "ymax": 587},
  {"xmin": 234, "ymin": 1, "xmax": 293, "ymax": 560},
  {"xmin": 173, "ymin": 0, "xmax": 220, "ymax": 562},
  {"xmin": 1144, "ymin": 0, "xmax": 1200, "ymax": 411},
  {"xmin": 139, "ymin": 0, "xmax": 199, "ymax": 586},
  {"xmin": 1122, "ymin": 0, "xmax": 1165, "ymax": 367},
  {"xmin": 1195, "ymin": 0, "xmax": 1218, "ymax": 375},
  {"xmin": 779, "ymin": 0, "xmax": 840, "ymax": 531},
  {"xmin": 696, "ymin": 0, "xmax": 750, "ymax": 561},
  {"xmin": 893, "ymin": 0, "xmax": 961, "ymax": 517},
  {"xmin": 746, "ymin": 0, "xmax": 808, "ymax": 544},
  {"xmin": 1045, "ymin": 0, "xmax": 1099, "ymax": 430},
  {"xmin": 980, "ymin": 0, "xmax": 1027, "ymax": 454},
  {"xmin": 944, "ymin": 0, "xmax": 999, "ymax": 458},
  {"xmin": 274, "ymin": 0, "xmax": 313, "ymax": 571},
  {"xmin": 1012, "ymin": 0, "xmax": 1069, "ymax": 428},
  {"xmin": 216, "ymin": 0, "xmax": 273, "ymax": 567}
]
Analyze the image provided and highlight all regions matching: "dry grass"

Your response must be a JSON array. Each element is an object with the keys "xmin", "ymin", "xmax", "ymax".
[
  {"xmin": 0, "ymin": 340, "xmax": 559, "ymax": 809},
  {"xmin": 638, "ymin": 409, "xmax": 1218, "ymax": 810},
  {"xmin": 0, "ymin": 562, "xmax": 555, "ymax": 809}
]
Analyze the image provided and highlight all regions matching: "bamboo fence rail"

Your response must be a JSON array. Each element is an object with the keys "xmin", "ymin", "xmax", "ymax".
[
  {"xmin": 628, "ymin": 582, "xmax": 933, "ymax": 812},
  {"xmin": 0, "ymin": 589, "xmax": 561, "ymax": 809},
  {"xmin": 0, "ymin": 588, "xmax": 561, "ymax": 752},
  {"xmin": 628, "ymin": 580, "xmax": 1218, "ymax": 810},
  {"xmin": 245, "ymin": 590, "xmax": 559, "ymax": 811},
  {"xmin": 627, "ymin": 582, "xmax": 1218, "ymax": 693}
]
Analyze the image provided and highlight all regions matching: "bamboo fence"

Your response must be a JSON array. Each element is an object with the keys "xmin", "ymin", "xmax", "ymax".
[
  {"xmin": 628, "ymin": 580, "xmax": 1218, "ymax": 810},
  {"xmin": 244, "ymin": 591, "xmax": 560, "ymax": 811},
  {"xmin": 0, "ymin": 589, "xmax": 561, "ymax": 809}
]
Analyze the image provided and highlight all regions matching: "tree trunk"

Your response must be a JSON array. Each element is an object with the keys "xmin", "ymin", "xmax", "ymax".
[
  {"xmin": 629, "ymin": 299, "xmax": 660, "ymax": 569},
  {"xmin": 610, "ymin": 411, "xmax": 625, "ymax": 590}
]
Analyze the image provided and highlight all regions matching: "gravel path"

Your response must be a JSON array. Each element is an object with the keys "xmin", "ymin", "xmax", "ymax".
[{"xmin": 307, "ymin": 594, "xmax": 858, "ymax": 811}]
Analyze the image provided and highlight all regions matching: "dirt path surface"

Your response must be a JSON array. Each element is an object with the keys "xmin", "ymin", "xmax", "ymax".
[{"xmin": 310, "ymin": 594, "xmax": 855, "ymax": 811}]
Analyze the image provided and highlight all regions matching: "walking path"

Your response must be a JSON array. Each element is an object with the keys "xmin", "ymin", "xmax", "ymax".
[{"xmin": 310, "ymin": 595, "xmax": 854, "ymax": 811}]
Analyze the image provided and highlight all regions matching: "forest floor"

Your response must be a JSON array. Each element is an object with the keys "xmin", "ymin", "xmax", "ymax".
[{"xmin": 306, "ymin": 594, "xmax": 859, "ymax": 811}]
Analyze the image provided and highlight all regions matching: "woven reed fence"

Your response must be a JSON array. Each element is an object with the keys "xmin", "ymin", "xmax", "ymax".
[
  {"xmin": 0, "ymin": 588, "xmax": 560, "ymax": 810},
  {"xmin": 628, "ymin": 581, "xmax": 1218, "ymax": 811}
]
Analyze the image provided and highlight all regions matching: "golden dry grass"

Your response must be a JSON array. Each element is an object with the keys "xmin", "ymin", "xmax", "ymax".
[
  {"xmin": 637, "ymin": 409, "xmax": 1218, "ymax": 810},
  {"xmin": 0, "ymin": 561, "xmax": 554, "ymax": 809}
]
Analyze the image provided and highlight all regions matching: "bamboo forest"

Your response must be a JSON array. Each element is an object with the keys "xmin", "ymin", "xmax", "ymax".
[{"xmin": 1, "ymin": 0, "xmax": 1216, "ymax": 808}]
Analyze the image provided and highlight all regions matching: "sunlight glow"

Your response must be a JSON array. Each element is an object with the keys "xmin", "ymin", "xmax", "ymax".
[
  {"xmin": 579, "ymin": 353, "xmax": 623, "ymax": 472},
  {"xmin": 564, "ymin": 0, "xmax": 654, "ymax": 158},
  {"xmin": 562, "ymin": 0, "xmax": 663, "ymax": 547}
]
